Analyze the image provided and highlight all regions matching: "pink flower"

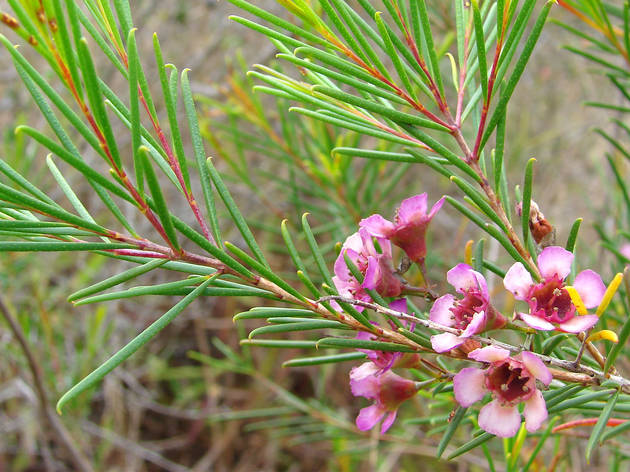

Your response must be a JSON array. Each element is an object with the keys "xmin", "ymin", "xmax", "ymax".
[
  {"xmin": 453, "ymin": 346, "xmax": 552, "ymax": 438},
  {"xmin": 350, "ymin": 362, "xmax": 418, "ymax": 433},
  {"xmin": 430, "ymin": 264, "xmax": 506, "ymax": 352},
  {"xmin": 333, "ymin": 229, "xmax": 403, "ymax": 309},
  {"xmin": 621, "ymin": 243, "xmax": 630, "ymax": 261},
  {"xmin": 360, "ymin": 194, "xmax": 444, "ymax": 263},
  {"xmin": 504, "ymin": 246, "xmax": 605, "ymax": 333}
]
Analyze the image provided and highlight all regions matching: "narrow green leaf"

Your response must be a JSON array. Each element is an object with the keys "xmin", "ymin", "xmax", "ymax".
[
  {"xmin": 586, "ymin": 388, "xmax": 620, "ymax": 462},
  {"xmin": 181, "ymin": 69, "xmax": 221, "ymax": 245},
  {"xmin": 283, "ymin": 352, "xmax": 366, "ymax": 367},
  {"xmin": 565, "ymin": 218, "xmax": 583, "ymax": 252},
  {"xmin": 224, "ymin": 241, "xmax": 306, "ymax": 302},
  {"xmin": 68, "ymin": 259, "xmax": 167, "ymax": 302},
  {"xmin": 249, "ymin": 320, "xmax": 347, "ymax": 338},
  {"xmin": 472, "ymin": 0, "xmax": 488, "ymax": 102},
  {"xmin": 234, "ymin": 307, "xmax": 316, "ymax": 321},
  {"xmin": 437, "ymin": 407, "xmax": 468, "ymax": 458},
  {"xmin": 0, "ymin": 242, "xmax": 132, "ymax": 252},
  {"xmin": 139, "ymin": 146, "xmax": 180, "ymax": 250},
  {"xmin": 447, "ymin": 432, "xmax": 494, "ymax": 460},
  {"xmin": 521, "ymin": 158, "xmax": 535, "ymax": 248},
  {"xmin": 57, "ymin": 276, "xmax": 215, "ymax": 413},
  {"xmin": 482, "ymin": 2, "xmax": 552, "ymax": 149},
  {"xmin": 317, "ymin": 337, "xmax": 417, "ymax": 353},
  {"xmin": 240, "ymin": 339, "xmax": 318, "ymax": 349},
  {"xmin": 127, "ymin": 28, "xmax": 144, "ymax": 193}
]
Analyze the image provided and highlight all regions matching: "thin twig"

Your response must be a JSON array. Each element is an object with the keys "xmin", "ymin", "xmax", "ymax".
[{"xmin": 317, "ymin": 295, "xmax": 630, "ymax": 393}]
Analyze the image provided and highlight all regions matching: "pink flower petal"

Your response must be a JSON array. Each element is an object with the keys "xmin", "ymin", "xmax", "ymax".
[
  {"xmin": 520, "ymin": 351, "xmax": 552, "ymax": 386},
  {"xmin": 462, "ymin": 310, "xmax": 487, "ymax": 337},
  {"xmin": 359, "ymin": 214, "xmax": 395, "ymax": 238},
  {"xmin": 428, "ymin": 196, "xmax": 445, "ymax": 219},
  {"xmin": 468, "ymin": 346, "xmax": 510, "ymax": 363},
  {"xmin": 537, "ymin": 246, "xmax": 574, "ymax": 280},
  {"xmin": 349, "ymin": 362, "xmax": 379, "ymax": 398},
  {"xmin": 504, "ymin": 263, "xmax": 534, "ymax": 300},
  {"xmin": 573, "ymin": 270, "xmax": 606, "ymax": 309},
  {"xmin": 356, "ymin": 404, "xmax": 386, "ymax": 431},
  {"xmin": 362, "ymin": 255, "xmax": 381, "ymax": 291},
  {"xmin": 429, "ymin": 294, "xmax": 456, "ymax": 327},
  {"xmin": 558, "ymin": 314, "xmax": 599, "ymax": 333},
  {"xmin": 397, "ymin": 193, "xmax": 428, "ymax": 223},
  {"xmin": 523, "ymin": 389, "xmax": 548, "ymax": 433},
  {"xmin": 389, "ymin": 299, "xmax": 408, "ymax": 314},
  {"xmin": 478, "ymin": 400, "xmax": 522, "ymax": 438},
  {"xmin": 519, "ymin": 312, "xmax": 555, "ymax": 331},
  {"xmin": 447, "ymin": 263, "xmax": 487, "ymax": 295},
  {"xmin": 453, "ymin": 367, "xmax": 487, "ymax": 407},
  {"xmin": 381, "ymin": 410, "xmax": 398, "ymax": 434},
  {"xmin": 431, "ymin": 332, "xmax": 464, "ymax": 353}
]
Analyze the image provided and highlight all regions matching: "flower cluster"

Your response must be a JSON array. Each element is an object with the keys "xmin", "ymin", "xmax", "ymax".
[{"xmin": 342, "ymin": 195, "xmax": 613, "ymax": 439}]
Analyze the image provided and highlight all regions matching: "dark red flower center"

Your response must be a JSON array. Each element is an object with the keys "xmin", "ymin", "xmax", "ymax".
[
  {"xmin": 450, "ymin": 291, "xmax": 484, "ymax": 330},
  {"xmin": 485, "ymin": 358, "xmax": 535, "ymax": 405},
  {"xmin": 527, "ymin": 276, "xmax": 575, "ymax": 324}
]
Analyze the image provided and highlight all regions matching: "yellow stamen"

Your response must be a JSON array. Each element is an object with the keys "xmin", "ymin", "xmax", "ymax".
[
  {"xmin": 464, "ymin": 240, "xmax": 474, "ymax": 266},
  {"xmin": 565, "ymin": 286, "xmax": 587, "ymax": 315},
  {"xmin": 596, "ymin": 273, "xmax": 624, "ymax": 317},
  {"xmin": 586, "ymin": 330, "xmax": 619, "ymax": 344}
]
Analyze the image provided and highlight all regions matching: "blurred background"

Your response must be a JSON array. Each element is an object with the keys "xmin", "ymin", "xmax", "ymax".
[{"xmin": 0, "ymin": 1, "xmax": 625, "ymax": 470}]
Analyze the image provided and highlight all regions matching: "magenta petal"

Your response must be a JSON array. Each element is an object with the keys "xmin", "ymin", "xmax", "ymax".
[
  {"xmin": 462, "ymin": 310, "xmax": 487, "ymax": 337},
  {"xmin": 362, "ymin": 255, "xmax": 381, "ymax": 291},
  {"xmin": 523, "ymin": 389, "xmax": 548, "ymax": 433},
  {"xmin": 537, "ymin": 246, "xmax": 574, "ymax": 280},
  {"xmin": 356, "ymin": 404, "xmax": 386, "ymax": 431},
  {"xmin": 468, "ymin": 345, "xmax": 510, "ymax": 363},
  {"xmin": 573, "ymin": 270, "xmax": 606, "ymax": 309},
  {"xmin": 504, "ymin": 263, "xmax": 534, "ymax": 299},
  {"xmin": 519, "ymin": 312, "xmax": 555, "ymax": 331},
  {"xmin": 558, "ymin": 314, "xmax": 599, "ymax": 333},
  {"xmin": 359, "ymin": 214, "xmax": 395, "ymax": 238},
  {"xmin": 350, "ymin": 362, "xmax": 379, "ymax": 398},
  {"xmin": 520, "ymin": 351, "xmax": 552, "ymax": 386},
  {"xmin": 431, "ymin": 332, "xmax": 464, "ymax": 353},
  {"xmin": 380, "ymin": 410, "xmax": 397, "ymax": 434},
  {"xmin": 453, "ymin": 367, "xmax": 487, "ymax": 407},
  {"xmin": 429, "ymin": 294, "xmax": 456, "ymax": 327},
  {"xmin": 478, "ymin": 400, "xmax": 522, "ymax": 438},
  {"xmin": 389, "ymin": 299, "xmax": 408, "ymax": 314},
  {"xmin": 397, "ymin": 193, "xmax": 428, "ymax": 223},
  {"xmin": 447, "ymin": 263, "xmax": 487, "ymax": 295},
  {"xmin": 428, "ymin": 196, "xmax": 445, "ymax": 219}
]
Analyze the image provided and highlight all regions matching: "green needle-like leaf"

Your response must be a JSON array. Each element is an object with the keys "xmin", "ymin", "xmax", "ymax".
[
  {"xmin": 57, "ymin": 276, "xmax": 215, "ymax": 413},
  {"xmin": 586, "ymin": 388, "xmax": 620, "ymax": 462}
]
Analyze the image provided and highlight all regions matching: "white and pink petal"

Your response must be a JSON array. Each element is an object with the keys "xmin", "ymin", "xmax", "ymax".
[
  {"xmin": 478, "ymin": 400, "xmax": 522, "ymax": 438},
  {"xmin": 520, "ymin": 351, "xmax": 552, "ymax": 386},
  {"xmin": 356, "ymin": 404, "xmax": 386, "ymax": 431},
  {"xmin": 453, "ymin": 367, "xmax": 487, "ymax": 407},
  {"xmin": 359, "ymin": 214, "xmax": 395, "ymax": 238},
  {"xmin": 447, "ymin": 264, "xmax": 487, "ymax": 295},
  {"xmin": 537, "ymin": 246, "xmax": 574, "ymax": 280},
  {"xmin": 573, "ymin": 269, "xmax": 606, "ymax": 309},
  {"xmin": 523, "ymin": 389, "xmax": 548, "ymax": 433},
  {"xmin": 397, "ymin": 193, "xmax": 428, "ymax": 224},
  {"xmin": 429, "ymin": 294, "xmax": 457, "ymax": 327},
  {"xmin": 431, "ymin": 332, "xmax": 464, "ymax": 353},
  {"xmin": 504, "ymin": 263, "xmax": 534, "ymax": 299},
  {"xmin": 468, "ymin": 345, "xmax": 510, "ymax": 363},
  {"xmin": 558, "ymin": 314, "xmax": 599, "ymax": 333},
  {"xmin": 519, "ymin": 312, "xmax": 555, "ymax": 331}
]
